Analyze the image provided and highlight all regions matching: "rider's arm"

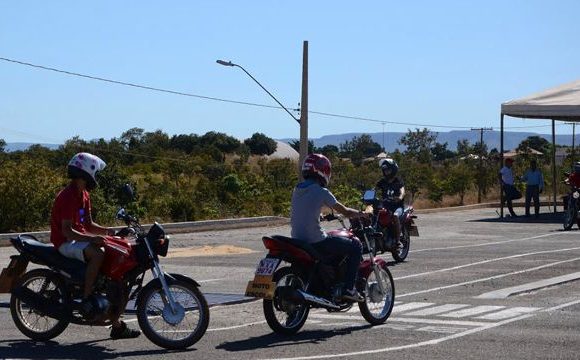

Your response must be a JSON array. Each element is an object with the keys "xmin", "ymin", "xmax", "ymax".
[
  {"xmin": 61, "ymin": 219, "xmax": 105, "ymax": 245},
  {"xmin": 86, "ymin": 210, "xmax": 114, "ymax": 236},
  {"xmin": 332, "ymin": 202, "xmax": 365, "ymax": 219},
  {"xmin": 399, "ymin": 186, "xmax": 406, "ymax": 202}
]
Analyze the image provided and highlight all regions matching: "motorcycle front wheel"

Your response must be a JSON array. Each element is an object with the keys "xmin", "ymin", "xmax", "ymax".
[
  {"xmin": 137, "ymin": 278, "xmax": 209, "ymax": 349},
  {"xmin": 563, "ymin": 199, "xmax": 577, "ymax": 231},
  {"xmin": 392, "ymin": 226, "xmax": 411, "ymax": 262},
  {"xmin": 263, "ymin": 266, "xmax": 309, "ymax": 335},
  {"xmin": 359, "ymin": 264, "xmax": 395, "ymax": 325},
  {"xmin": 10, "ymin": 269, "xmax": 70, "ymax": 341}
]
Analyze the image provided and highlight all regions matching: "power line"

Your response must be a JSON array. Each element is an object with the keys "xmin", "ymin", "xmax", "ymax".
[{"xmin": 0, "ymin": 56, "xmax": 569, "ymax": 131}]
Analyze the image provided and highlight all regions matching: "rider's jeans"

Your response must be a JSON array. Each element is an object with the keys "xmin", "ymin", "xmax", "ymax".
[{"xmin": 312, "ymin": 236, "xmax": 363, "ymax": 291}]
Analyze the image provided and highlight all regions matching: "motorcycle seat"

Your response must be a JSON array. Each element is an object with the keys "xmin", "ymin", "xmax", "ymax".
[
  {"xmin": 11, "ymin": 235, "xmax": 86, "ymax": 283},
  {"xmin": 266, "ymin": 235, "xmax": 323, "ymax": 260}
]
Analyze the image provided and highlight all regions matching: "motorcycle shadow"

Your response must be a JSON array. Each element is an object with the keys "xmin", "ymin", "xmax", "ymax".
[
  {"xmin": 0, "ymin": 339, "xmax": 192, "ymax": 359},
  {"xmin": 216, "ymin": 324, "xmax": 373, "ymax": 353}
]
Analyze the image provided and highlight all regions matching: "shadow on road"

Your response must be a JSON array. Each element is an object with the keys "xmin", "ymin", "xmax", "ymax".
[
  {"xmin": 468, "ymin": 211, "xmax": 577, "ymax": 227},
  {"xmin": 0, "ymin": 339, "xmax": 194, "ymax": 359},
  {"xmin": 216, "ymin": 324, "xmax": 372, "ymax": 353}
]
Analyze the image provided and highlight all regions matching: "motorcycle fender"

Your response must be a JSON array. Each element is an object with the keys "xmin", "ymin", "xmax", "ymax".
[
  {"xmin": 358, "ymin": 258, "xmax": 388, "ymax": 280},
  {"xmin": 135, "ymin": 273, "xmax": 200, "ymax": 309},
  {"xmin": 0, "ymin": 255, "xmax": 29, "ymax": 293}
]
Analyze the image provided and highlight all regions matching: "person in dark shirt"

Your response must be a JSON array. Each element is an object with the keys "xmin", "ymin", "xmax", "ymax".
[{"xmin": 376, "ymin": 158, "xmax": 406, "ymax": 243}]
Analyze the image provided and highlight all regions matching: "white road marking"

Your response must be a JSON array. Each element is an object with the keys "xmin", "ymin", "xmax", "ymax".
[
  {"xmin": 391, "ymin": 302, "xmax": 434, "ymax": 314},
  {"xmin": 410, "ymin": 232, "xmax": 568, "ymax": 253},
  {"xmin": 266, "ymin": 299, "xmax": 580, "ymax": 360},
  {"xmin": 403, "ymin": 304, "xmax": 470, "ymax": 317},
  {"xmin": 308, "ymin": 313, "xmax": 490, "ymax": 327},
  {"xmin": 416, "ymin": 326, "xmax": 467, "ymax": 334},
  {"xmin": 476, "ymin": 271, "xmax": 580, "ymax": 299},
  {"xmin": 398, "ymin": 256, "xmax": 580, "ymax": 298},
  {"xmin": 438, "ymin": 305, "xmax": 505, "ymax": 318},
  {"xmin": 197, "ymin": 278, "xmax": 227, "ymax": 283},
  {"xmin": 476, "ymin": 307, "xmax": 540, "ymax": 320},
  {"xmin": 207, "ymin": 320, "xmax": 267, "ymax": 332},
  {"xmin": 395, "ymin": 246, "xmax": 580, "ymax": 281}
]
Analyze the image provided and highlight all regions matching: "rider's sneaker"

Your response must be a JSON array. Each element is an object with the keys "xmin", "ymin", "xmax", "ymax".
[
  {"xmin": 110, "ymin": 321, "xmax": 141, "ymax": 340},
  {"xmin": 342, "ymin": 289, "xmax": 364, "ymax": 303}
]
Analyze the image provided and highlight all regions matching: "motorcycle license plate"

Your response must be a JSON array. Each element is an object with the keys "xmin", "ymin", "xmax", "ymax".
[{"xmin": 245, "ymin": 258, "xmax": 280, "ymax": 299}]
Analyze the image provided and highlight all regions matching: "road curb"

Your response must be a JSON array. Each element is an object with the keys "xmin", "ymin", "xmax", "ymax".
[
  {"xmin": 416, "ymin": 201, "xmax": 564, "ymax": 214},
  {"xmin": 0, "ymin": 216, "xmax": 289, "ymax": 247}
]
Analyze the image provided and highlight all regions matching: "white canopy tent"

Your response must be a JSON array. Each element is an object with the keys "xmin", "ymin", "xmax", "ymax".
[{"xmin": 500, "ymin": 80, "xmax": 580, "ymax": 217}]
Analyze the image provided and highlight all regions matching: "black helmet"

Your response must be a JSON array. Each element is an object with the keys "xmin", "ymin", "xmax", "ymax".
[{"xmin": 379, "ymin": 158, "xmax": 398, "ymax": 179}]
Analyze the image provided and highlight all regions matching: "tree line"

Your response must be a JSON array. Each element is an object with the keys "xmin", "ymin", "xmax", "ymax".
[{"xmin": 0, "ymin": 128, "xmax": 574, "ymax": 233}]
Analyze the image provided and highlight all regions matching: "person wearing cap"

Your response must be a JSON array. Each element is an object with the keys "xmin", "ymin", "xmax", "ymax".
[
  {"xmin": 522, "ymin": 159, "xmax": 544, "ymax": 218},
  {"xmin": 499, "ymin": 158, "xmax": 519, "ymax": 217}
]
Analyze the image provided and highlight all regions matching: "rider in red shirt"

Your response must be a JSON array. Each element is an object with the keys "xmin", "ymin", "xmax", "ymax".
[{"xmin": 50, "ymin": 152, "xmax": 139, "ymax": 339}]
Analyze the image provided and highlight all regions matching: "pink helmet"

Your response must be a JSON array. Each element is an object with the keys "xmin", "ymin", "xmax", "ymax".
[
  {"xmin": 302, "ymin": 153, "xmax": 332, "ymax": 186},
  {"xmin": 67, "ymin": 152, "xmax": 106, "ymax": 190}
]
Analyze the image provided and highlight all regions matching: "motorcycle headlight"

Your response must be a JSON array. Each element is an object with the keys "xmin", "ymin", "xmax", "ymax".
[{"xmin": 573, "ymin": 192, "xmax": 580, "ymax": 199}]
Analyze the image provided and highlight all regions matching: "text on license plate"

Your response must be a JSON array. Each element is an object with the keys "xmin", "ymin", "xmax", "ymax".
[{"xmin": 255, "ymin": 258, "xmax": 280, "ymax": 276}]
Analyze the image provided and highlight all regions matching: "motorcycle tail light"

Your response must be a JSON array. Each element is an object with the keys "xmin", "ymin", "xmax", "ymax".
[{"xmin": 378, "ymin": 209, "xmax": 390, "ymax": 227}]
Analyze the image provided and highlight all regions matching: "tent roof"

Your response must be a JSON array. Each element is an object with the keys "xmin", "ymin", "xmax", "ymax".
[{"xmin": 501, "ymin": 79, "xmax": 580, "ymax": 121}]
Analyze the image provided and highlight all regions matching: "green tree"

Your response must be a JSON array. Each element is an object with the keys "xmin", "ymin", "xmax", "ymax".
[
  {"xmin": 318, "ymin": 144, "xmax": 340, "ymax": 157},
  {"xmin": 445, "ymin": 161, "xmax": 473, "ymax": 205},
  {"xmin": 399, "ymin": 128, "xmax": 438, "ymax": 163},
  {"xmin": 456, "ymin": 139, "xmax": 472, "ymax": 157},
  {"xmin": 0, "ymin": 138, "xmax": 6, "ymax": 153},
  {"xmin": 244, "ymin": 133, "xmax": 277, "ymax": 155},
  {"xmin": 517, "ymin": 136, "xmax": 550, "ymax": 155},
  {"xmin": 339, "ymin": 134, "xmax": 382, "ymax": 161},
  {"xmin": 288, "ymin": 140, "xmax": 314, "ymax": 154},
  {"xmin": 200, "ymin": 131, "xmax": 241, "ymax": 153},
  {"xmin": 431, "ymin": 142, "xmax": 455, "ymax": 161}
]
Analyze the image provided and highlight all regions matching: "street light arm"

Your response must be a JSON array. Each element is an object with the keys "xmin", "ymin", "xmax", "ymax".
[
  {"xmin": 217, "ymin": 59, "xmax": 299, "ymax": 123},
  {"xmin": 233, "ymin": 64, "xmax": 300, "ymax": 123}
]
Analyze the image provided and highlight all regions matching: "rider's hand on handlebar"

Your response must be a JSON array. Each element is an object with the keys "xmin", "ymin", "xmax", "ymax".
[{"xmin": 91, "ymin": 236, "xmax": 106, "ymax": 246}]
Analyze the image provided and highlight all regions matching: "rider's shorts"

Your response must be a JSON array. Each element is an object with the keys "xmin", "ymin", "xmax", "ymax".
[{"xmin": 58, "ymin": 241, "xmax": 90, "ymax": 262}]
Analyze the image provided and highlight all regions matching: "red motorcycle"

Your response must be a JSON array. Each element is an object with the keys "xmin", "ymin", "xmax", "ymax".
[
  {"xmin": 563, "ymin": 172, "xmax": 580, "ymax": 231},
  {"xmin": 246, "ymin": 214, "xmax": 395, "ymax": 335},
  {"xmin": 356, "ymin": 190, "xmax": 418, "ymax": 262},
  {"xmin": 4, "ymin": 187, "xmax": 209, "ymax": 349}
]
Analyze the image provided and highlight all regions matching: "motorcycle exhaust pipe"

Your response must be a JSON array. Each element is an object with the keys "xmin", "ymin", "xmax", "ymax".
[
  {"xmin": 297, "ymin": 290, "xmax": 340, "ymax": 309},
  {"xmin": 12, "ymin": 287, "xmax": 67, "ymax": 320}
]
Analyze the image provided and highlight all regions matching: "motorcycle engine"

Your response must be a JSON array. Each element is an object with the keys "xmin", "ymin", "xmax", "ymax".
[{"xmin": 85, "ymin": 294, "xmax": 111, "ymax": 320}]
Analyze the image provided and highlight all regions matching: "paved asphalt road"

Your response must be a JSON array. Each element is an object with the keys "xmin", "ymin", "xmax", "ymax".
[{"xmin": 1, "ymin": 208, "xmax": 579, "ymax": 359}]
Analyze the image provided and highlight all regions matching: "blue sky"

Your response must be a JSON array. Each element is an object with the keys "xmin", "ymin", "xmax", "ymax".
[{"xmin": 1, "ymin": 1, "xmax": 580, "ymax": 143}]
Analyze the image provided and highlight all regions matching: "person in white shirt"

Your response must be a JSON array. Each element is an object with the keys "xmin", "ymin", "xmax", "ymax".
[
  {"xmin": 499, "ymin": 158, "xmax": 519, "ymax": 217},
  {"xmin": 521, "ymin": 159, "xmax": 544, "ymax": 218}
]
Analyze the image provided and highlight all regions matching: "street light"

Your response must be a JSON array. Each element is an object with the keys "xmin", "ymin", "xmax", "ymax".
[{"xmin": 216, "ymin": 59, "xmax": 300, "ymax": 123}]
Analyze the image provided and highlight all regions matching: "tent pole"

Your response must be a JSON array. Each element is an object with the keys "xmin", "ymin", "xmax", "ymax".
[
  {"xmin": 500, "ymin": 113, "xmax": 504, "ymax": 218},
  {"xmin": 552, "ymin": 119, "xmax": 557, "ymax": 213}
]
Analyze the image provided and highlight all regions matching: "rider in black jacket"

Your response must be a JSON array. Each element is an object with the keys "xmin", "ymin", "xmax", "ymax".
[{"xmin": 376, "ymin": 158, "xmax": 406, "ymax": 244}]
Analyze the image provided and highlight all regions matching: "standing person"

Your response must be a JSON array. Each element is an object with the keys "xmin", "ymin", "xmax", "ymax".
[
  {"xmin": 290, "ymin": 154, "xmax": 368, "ymax": 302},
  {"xmin": 50, "ymin": 152, "xmax": 141, "ymax": 339},
  {"xmin": 522, "ymin": 159, "xmax": 544, "ymax": 218},
  {"xmin": 499, "ymin": 158, "xmax": 520, "ymax": 217}
]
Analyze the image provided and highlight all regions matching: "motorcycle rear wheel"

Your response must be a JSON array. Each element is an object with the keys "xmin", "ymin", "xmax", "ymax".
[
  {"xmin": 263, "ymin": 266, "xmax": 309, "ymax": 335},
  {"xmin": 10, "ymin": 269, "xmax": 70, "ymax": 341},
  {"xmin": 359, "ymin": 264, "xmax": 395, "ymax": 325},
  {"xmin": 137, "ymin": 279, "xmax": 209, "ymax": 349}
]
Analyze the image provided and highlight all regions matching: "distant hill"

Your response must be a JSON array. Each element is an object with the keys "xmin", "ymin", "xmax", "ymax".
[
  {"xmin": 5, "ymin": 142, "xmax": 60, "ymax": 152},
  {"xmin": 281, "ymin": 130, "xmax": 579, "ymax": 152}
]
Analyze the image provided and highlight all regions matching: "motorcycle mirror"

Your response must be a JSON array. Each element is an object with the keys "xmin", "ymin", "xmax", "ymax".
[
  {"xmin": 363, "ymin": 190, "xmax": 376, "ymax": 202},
  {"xmin": 116, "ymin": 208, "xmax": 127, "ymax": 221},
  {"xmin": 123, "ymin": 183, "xmax": 135, "ymax": 200}
]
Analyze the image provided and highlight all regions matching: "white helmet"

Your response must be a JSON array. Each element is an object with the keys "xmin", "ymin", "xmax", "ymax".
[
  {"xmin": 379, "ymin": 158, "xmax": 398, "ymax": 178},
  {"xmin": 67, "ymin": 152, "xmax": 106, "ymax": 190}
]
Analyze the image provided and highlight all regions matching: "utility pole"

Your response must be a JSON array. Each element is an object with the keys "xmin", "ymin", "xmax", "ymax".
[
  {"xmin": 565, "ymin": 122, "xmax": 576, "ymax": 164},
  {"xmin": 471, "ymin": 127, "xmax": 493, "ymax": 203},
  {"xmin": 298, "ymin": 41, "xmax": 309, "ymax": 180}
]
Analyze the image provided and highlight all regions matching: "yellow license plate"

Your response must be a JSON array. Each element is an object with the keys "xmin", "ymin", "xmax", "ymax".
[{"xmin": 245, "ymin": 275, "xmax": 276, "ymax": 299}]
